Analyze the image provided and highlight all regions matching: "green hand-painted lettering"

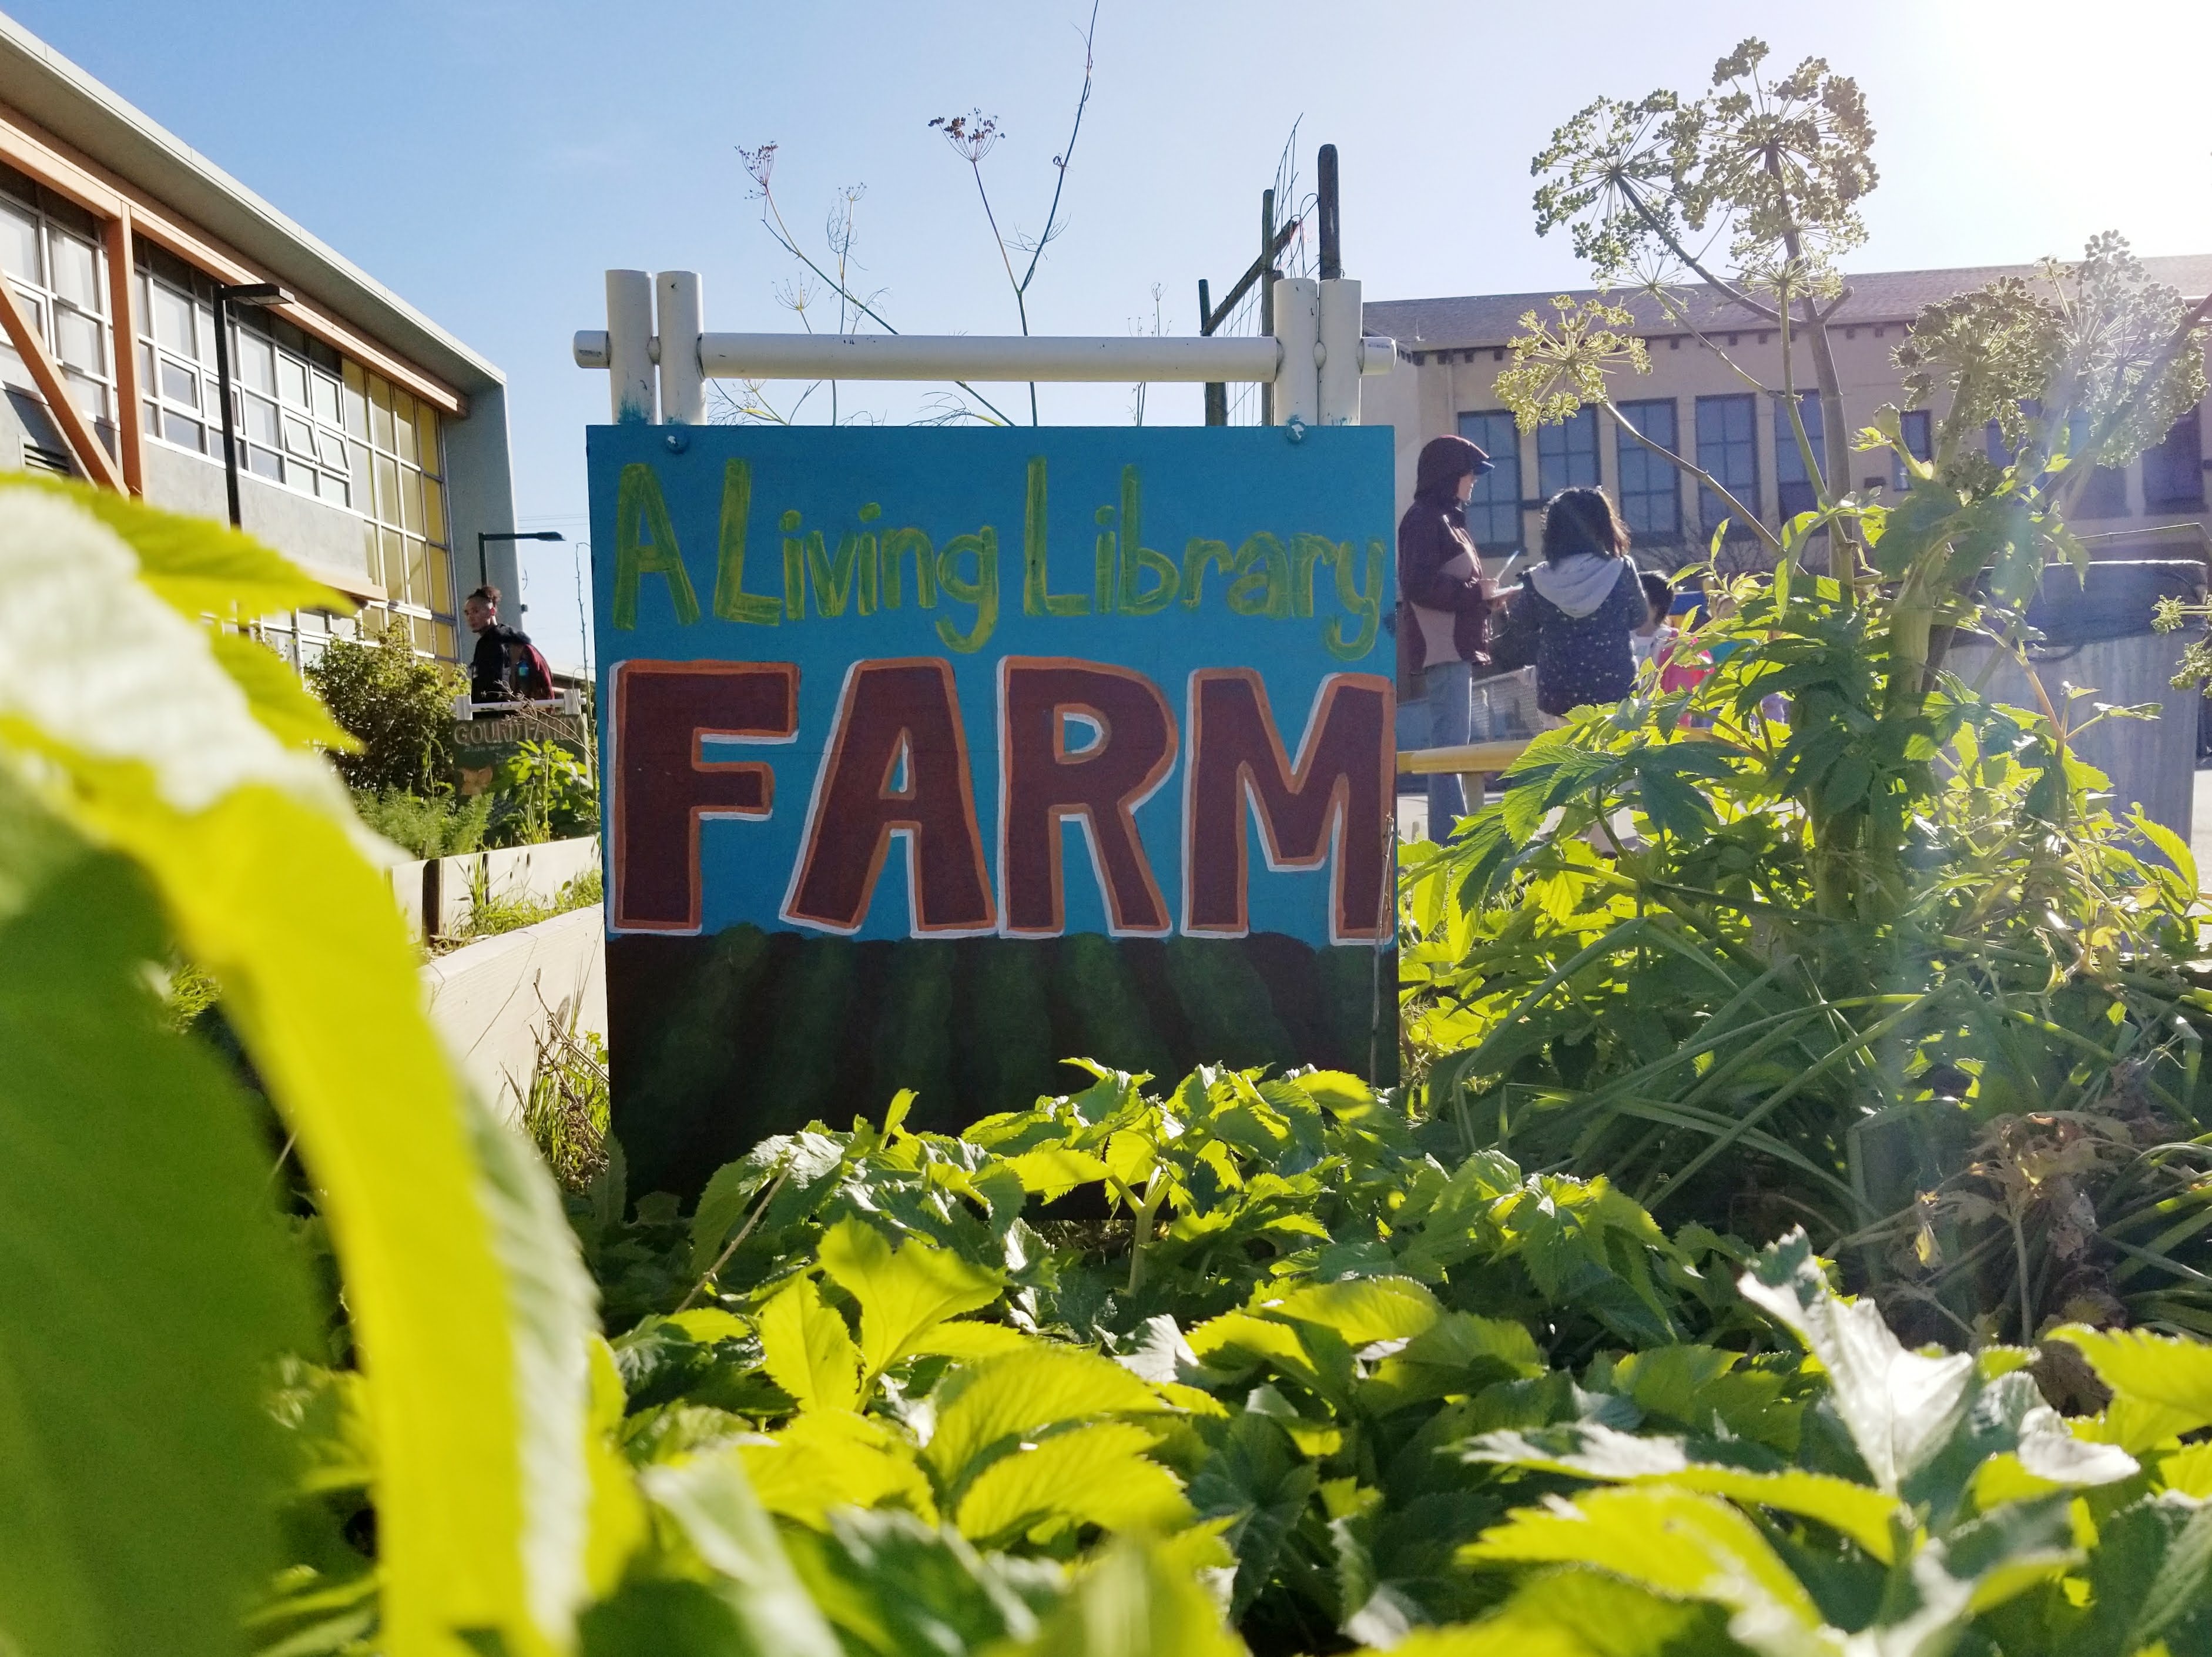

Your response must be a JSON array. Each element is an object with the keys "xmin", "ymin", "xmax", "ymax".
[
  {"xmin": 855, "ymin": 504, "xmax": 881, "ymax": 615},
  {"xmin": 879, "ymin": 527, "xmax": 936, "ymax": 610},
  {"xmin": 1022, "ymin": 456, "xmax": 1088, "ymax": 617},
  {"xmin": 1226, "ymin": 531, "xmax": 1291, "ymax": 618},
  {"xmin": 936, "ymin": 528, "xmax": 1000, "ymax": 652},
  {"xmin": 709, "ymin": 459, "xmax": 780, "ymax": 625},
  {"xmin": 612, "ymin": 461, "xmax": 701, "ymax": 630},
  {"xmin": 1115, "ymin": 466, "xmax": 1178, "ymax": 615},
  {"xmin": 1094, "ymin": 504, "xmax": 1116, "ymax": 614},
  {"xmin": 1323, "ymin": 537, "xmax": 1385, "ymax": 660},
  {"xmin": 1180, "ymin": 538, "xmax": 1234, "ymax": 607},
  {"xmin": 1288, "ymin": 533, "xmax": 1335, "ymax": 620},
  {"xmin": 781, "ymin": 509, "xmax": 805, "ymax": 620},
  {"xmin": 805, "ymin": 530, "xmax": 873, "ymax": 618}
]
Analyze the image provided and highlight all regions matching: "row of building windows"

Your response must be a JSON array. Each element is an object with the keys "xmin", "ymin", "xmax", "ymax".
[
  {"xmin": 135, "ymin": 242, "xmax": 459, "ymax": 657},
  {"xmin": 1457, "ymin": 396, "xmax": 2205, "ymax": 553},
  {"xmin": 0, "ymin": 168, "xmax": 115, "ymax": 461},
  {"xmin": 0, "ymin": 159, "xmax": 459, "ymax": 664}
]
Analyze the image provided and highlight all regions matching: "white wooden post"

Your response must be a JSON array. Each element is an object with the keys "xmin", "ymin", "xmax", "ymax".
[
  {"xmin": 655, "ymin": 270, "xmax": 705, "ymax": 425},
  {"xmin": 1271, "ymin": 276, "xmax": 1320, "ymax": 426},
  {"xmin": 605, "ymin": 269, "xmax": 655, "ymax": 424},
  {"xmin": 1317, "ymin": 277, "xmax": 1362, "ymax": 426}
]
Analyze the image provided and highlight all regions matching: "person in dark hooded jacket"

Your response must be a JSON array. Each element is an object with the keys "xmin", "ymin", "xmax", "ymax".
[
  {"xmin": 1396, "ymin": 434, "xmax": 1494, "ymax": 836},
  {"xmin": 1525, "ymin": 487, "xmax": 1644, "ymax": 719}
]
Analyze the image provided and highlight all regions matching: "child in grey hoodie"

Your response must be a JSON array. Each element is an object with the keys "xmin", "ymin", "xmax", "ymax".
[{"xmin": 1524, "ymin": 487, "xmax": 1643, "ymax": 719}]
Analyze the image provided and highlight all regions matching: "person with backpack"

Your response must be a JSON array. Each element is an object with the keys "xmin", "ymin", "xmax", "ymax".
[
  {"xmin": 1395, "ymin": 434, "xmax": 1496, "ymax": 836},
  {"xmin": 462, "ymin": 584, "xmax": 552, "ymax": 710},
  {"xmin": 1524, "ymin": 487, "xmax": 1645, "ymax": 724}
]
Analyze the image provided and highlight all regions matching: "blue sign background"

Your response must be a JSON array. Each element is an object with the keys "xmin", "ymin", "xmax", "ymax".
[{"xmin": 587, "ymin": 423, "xmax": 1396, "ymax": 946}]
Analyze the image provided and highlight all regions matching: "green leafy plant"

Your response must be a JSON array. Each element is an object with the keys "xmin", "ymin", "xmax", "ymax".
[
  {"xmin": 487, "ymin": 738, "xmax": 599, "ymax": 848},
  {"xmin": 1385, "ymin": 1229, "xmax": 2212, "ymax": 1656},
  {"xmin": 520, "ymin": 987, "xmax": 613, "ymax": 1194},
  {"xmin": 353, "ymin": 784, "xmax": 492, "ymax": 860},
  {"xmin": 306, "ymin": 620, "xmax": 468, "ymax": 796},
  {"xmin": 0, "ymin": 476, "xmax": 596, "ymax": 1657},
  {"xmin": 1403, "ymin": 545, "xmax": 2212, "ymax": 1343}
]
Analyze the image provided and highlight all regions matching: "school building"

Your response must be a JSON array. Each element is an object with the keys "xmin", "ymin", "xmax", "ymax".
[
  {"xmin": 1363, "ymin": 257, "xmax": 2212, "ymax": 573},
  {"xmin": 0, "ymin": 14, "xmax": 518, "ymax": 671}
]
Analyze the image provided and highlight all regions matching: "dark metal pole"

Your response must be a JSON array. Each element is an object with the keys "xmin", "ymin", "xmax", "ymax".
[
  {"xmin": 1258, "ymin": 188, "xmax": 1276, "ymax": 427},
  {"xmin": 1317, "ymin": 145, "xmax": 1341, "ymax": 281},
  {"xmin": 1199, "ymin": 277, "xmax": 1228, "ymax": 427},
  {"xmin": 477, "ymin": 531, "xmax": 489, "ymax": 589},
  {"xmin": 212, "ymin": 291, "xmax": 241, "ymax": 528}
]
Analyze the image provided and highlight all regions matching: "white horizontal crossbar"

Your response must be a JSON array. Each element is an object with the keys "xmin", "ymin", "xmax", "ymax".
[
  {"xmin": 702, "ymin": 331, "xmax": 1284, "ymax": 384},
  {"xmin": 572, "ymin": 329, "xmax": 1288, "ymax": 384}
]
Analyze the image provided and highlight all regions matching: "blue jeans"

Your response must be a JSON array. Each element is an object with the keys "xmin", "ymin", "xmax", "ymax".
[{"xmin": 1422, "ymin": 660, "xmax": 1472, "ymax": 837}]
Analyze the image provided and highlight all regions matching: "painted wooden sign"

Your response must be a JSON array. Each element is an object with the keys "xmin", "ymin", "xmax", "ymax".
[{"xmin": 589, "ymin": 425, "xmax": 1396, "ymax": 1195}]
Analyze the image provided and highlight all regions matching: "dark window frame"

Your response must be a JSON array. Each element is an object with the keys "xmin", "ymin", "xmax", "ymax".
[
  {"xmin": 1614, "ymin": 397, "xmax": 1681, "ymax": 545},
  {"xmin": 1893, "ymin": 409, "xmax": 1933, "ymax": 494},
  {"xmin": 1772, "ymin": 391, "xmax": 1825, "ymax": 521},
  {"xmin": 1696, "ymin": 393, "xmax": 1761, "ymax": 540},
  {"xmin": 1456, "ymin": 409, "xmax": 1524, "ymax": 553},
  {"xmin": 1537, "ymin": 405, "xmax": 1601, "ymax": 499},
  {"xmin": 2144, "ymin": 406, "xmax": 2206, "ymax": 511}
]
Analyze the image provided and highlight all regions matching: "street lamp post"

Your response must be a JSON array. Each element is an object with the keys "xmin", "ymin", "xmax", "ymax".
[
  {"xmin": 210, "ymin": 282, "xmax": 293, "ymax": 530},
  {"xmin": 476, "ymin": 528, "xmax": 564, "ymax": 593}
]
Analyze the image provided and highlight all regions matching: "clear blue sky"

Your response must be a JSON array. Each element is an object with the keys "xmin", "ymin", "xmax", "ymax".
[{"xmin": 12, "ymin": 0, "xmax": 2210, "ymax": 665}]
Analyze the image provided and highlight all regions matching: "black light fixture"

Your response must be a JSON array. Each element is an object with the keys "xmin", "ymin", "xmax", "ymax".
[
  {"xmin": 477, "ymin": 529, "xmax": 565, "ymax": 591},
  {"xmin": 211, "ymin": 281, "xmax": 293, "ymax": 529}
]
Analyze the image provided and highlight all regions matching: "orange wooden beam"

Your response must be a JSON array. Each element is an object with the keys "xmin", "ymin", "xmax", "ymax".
[
  {"xmin": 0, "ymin": 108, "xmax": 468, "ymax": 419},
  {"xmin": 100, "ymin": 205, "xmax": 145, "ymax": 496},
  {"xmin": 0, "ymin": 277, "xmax": 125, "ymax": 491}
]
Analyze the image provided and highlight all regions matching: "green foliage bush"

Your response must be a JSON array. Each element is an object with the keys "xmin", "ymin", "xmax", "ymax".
[
  {"xmin": 352, "ymin": 785, "xmax": 492, "ymax": 860},
  {"xmin": 306, "ymin": 620, "xmax": 467, "ymax": 796},
  {"xmin": 485, "ymin": 738, "xmax": 598, "ymax": 848}
]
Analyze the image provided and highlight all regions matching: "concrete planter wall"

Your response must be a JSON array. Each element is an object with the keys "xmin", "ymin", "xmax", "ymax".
[
  {"xmin": 421, "ymin": 902, "xmax": 606, "ymax": 1121},
  {"xmin": 383, "ymin": 835, "xmax": 601, "ymax": 942}
]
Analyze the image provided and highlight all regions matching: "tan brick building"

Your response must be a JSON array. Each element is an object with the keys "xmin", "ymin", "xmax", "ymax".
[{"xmin": 1362, "ymin": 259, "xmax": 2212, "ymax": 575}]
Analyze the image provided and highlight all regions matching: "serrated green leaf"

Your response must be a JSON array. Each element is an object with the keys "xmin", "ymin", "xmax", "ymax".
[
  {"xmin": 1188, "ymin": 1411, "xmax": 1316, "ymax": 1620},
  {"xmin": 903, "ymin": 1321, "xmax": 1034, "ymax": 1362},
  {"xmin": 2055, "ymin": 1326, "xmax": 2212, "ymax": 1437},
  {"xmin": 817, "ymin": 1218, "xmax": 1001, "ymax": 1385},
  {"xmin": 1001, "ymin": 1145, "xmax": 1110, "ymax": 1199},
  {"xmin": 1462, "ymin": 1485, "xmax": 1822, "ymax": 1634},
  {"xmin": 954, "ymin": 1421, "xmax": 1190, "ymax": 1543},
  {"xmin": 639, "ymin": 1453, "xmax": 842, "ymax": 1657},
  {"xmin": 1460, "ymin": 1422, "xmax": 1903, "ymax": 1561},
  {"xmin": 754, "ymin": 1277, "xmax": 861, "ymax": 1413},
  {"xmin": 1741, "ymin": 1231, "xmax": 1973, "ymax": 1493},
  {"xmin": 2076, "ymin": 1492, "xmax": 2212, "ymax": 1657},
  {"xmin": 1186, "ymin": 1310, "xmax": 1352, "ymax": 1404},
  {"xmin": 1382, "ymin": 1569, "xmax": 1727, "ymax": 1657},
  {"xmin": 1266, "ymin": 1276, "xmax": 1441, "ymax": 1345},
  {"xmin": 927, "ymin": 1345, "xmax": 1169, "ymax": 1491},
  {"xmin": 1001, "ymin": 1535, "xmax": 1242, "ymax": 1657},
  {"xmin": 739, "ymin": 1411, "xmax": 936, "ymax": 1529}
]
